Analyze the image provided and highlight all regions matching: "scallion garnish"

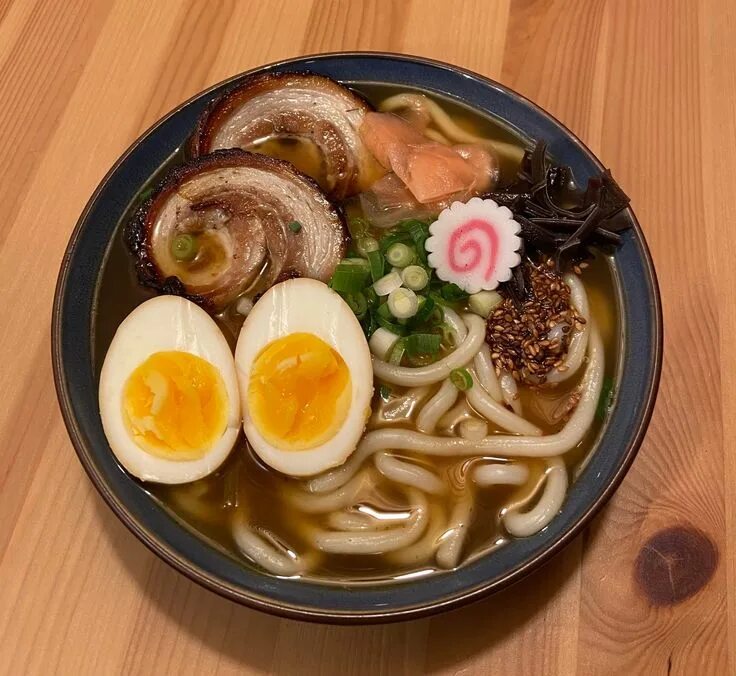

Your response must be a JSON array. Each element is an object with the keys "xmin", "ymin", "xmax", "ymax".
[
  {"xmin": 450, "ymin": 368, "xmax": 473, "ymax": 391},
  {"xmin": 410, "ymin": 295, "xmax": 435, "ymax": 325},
  {"xmin": 401, "ymin": 265, "xmax": 429, "ymax": 291},
  {"xmin": 348, "ymin": 216, "xmax": 369, "ymax": 240},
  {"xmin": 171, "ymin": 234, "xmax": 199, "ymax": 262},
  {"xmin": 388, "ymin": 338, "xmax": 407, "ymax": 365},
  {"xmin": 400, "ymin": 219, "xmax": 430, "ymax": 265},
  {"xmin": 373, "ymin": 271, "xmax": 402, "ymax": 296},
  {"xmin": 367, "ymin": 249, "xmax": 384, "ymax": 282},
  {"xmin": 357, "ymin": 236, "xmax": 379, "ymax": 256},
  {"xmin": 387, "ymin": 287, "xmax": 419, "ymax": 319},
  {"xmin": 440, "ymin": 283, "xmax": 469, "ymax": 302},
  {"xmin": 404, "ymin": 333, "xmax": 441, "ymax": 356},
  {"xmin": 385, "ymin": 242, "xmax": 415, "ymax": 268},
  {"xmin": 345, "ymin": 292, "xmax": 368, "ymax": 319},
  {"xmin": 596, "ymin": 376, "xmax": 615, "ymax": 421},
  {"xmin": 288, "ymin": 220, "xmax": 302, "ymax": 233},
  {"xmin": 329, "ymin": 260, "xmax": 370, "ymax": 293},
  {"xmin": 468, "ymin": 290, "xmax": 502, "ymax": 318}
]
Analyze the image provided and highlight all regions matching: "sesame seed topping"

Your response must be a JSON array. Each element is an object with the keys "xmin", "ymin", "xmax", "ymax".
[{"xmin": 485, "ymin": 257, "xmax": 582, "ymax": 384}]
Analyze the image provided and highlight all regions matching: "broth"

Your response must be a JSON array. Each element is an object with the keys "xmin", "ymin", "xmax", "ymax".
[{"xmin": 93, "ymin": 82, "xmax": 620, "ymax": 583}]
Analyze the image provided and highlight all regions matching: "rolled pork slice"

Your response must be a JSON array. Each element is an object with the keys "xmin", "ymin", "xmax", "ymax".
[
  {"xmin": 125, "ymin": 149, "xmax": 347, "ymax": 311},
  {"xmin": 190, "ymin": 72, "xmax": 382, "ymax": 199}
]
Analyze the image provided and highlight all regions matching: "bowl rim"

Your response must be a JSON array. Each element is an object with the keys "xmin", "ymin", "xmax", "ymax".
[{"xmin": 52, "ymin": 50, "xmax": 663, "ymax": 624}]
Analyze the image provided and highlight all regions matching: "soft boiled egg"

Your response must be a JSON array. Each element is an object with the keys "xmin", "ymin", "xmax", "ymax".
[
  {"xmin": 99, "ymin": 295, "xmax": 240, "ymax": 484},
  {"xmin": 235, "ymin": 278, "xmax": 373, "ymax": 476}
]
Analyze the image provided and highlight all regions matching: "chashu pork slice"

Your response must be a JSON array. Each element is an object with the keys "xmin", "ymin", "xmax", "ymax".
[
  {"xmin": 190, "ymin": 72, "xmax": 383, "ymax": 199},
  {"xmin": 125, "ymin": 149, "xmax": 347, "ymax": 311}
]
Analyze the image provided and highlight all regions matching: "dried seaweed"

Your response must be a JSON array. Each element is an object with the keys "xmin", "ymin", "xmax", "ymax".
[{"xmin": 488, "ymin": 141, "xmax": 631, "ymax": 299}]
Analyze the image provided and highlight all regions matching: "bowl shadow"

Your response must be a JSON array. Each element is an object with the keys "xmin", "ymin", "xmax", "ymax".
[{"xmin": 94, "ymin": 492, "xmax": 607, "ymax": 674}]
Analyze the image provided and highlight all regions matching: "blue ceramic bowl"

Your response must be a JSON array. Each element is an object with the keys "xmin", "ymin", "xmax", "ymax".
[{"xmin": 52, "ymin": 53, "xmax": 662, "ymax": 623}]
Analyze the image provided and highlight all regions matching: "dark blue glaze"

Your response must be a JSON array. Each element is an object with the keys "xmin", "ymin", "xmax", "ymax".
[{"xmin": 53, "ymin": 54, "xmax": 662, "ymax": 623}]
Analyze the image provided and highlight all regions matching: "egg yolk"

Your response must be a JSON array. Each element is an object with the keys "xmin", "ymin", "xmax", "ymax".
[
  {"xmin": 248, "ymin": 333, "xmax": 351, "ymax": 451},
  {"xmin": 122, "ymin": 351, "xmax": 228, "ymax": 460}
]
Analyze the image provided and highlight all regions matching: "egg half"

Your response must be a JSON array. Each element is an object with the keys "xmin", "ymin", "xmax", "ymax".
[
  {"xmin": 99, "ymin": 295, "xmax": 240, "ymax": 484},
  {"xmin": 235, "ymin": 278, "xmax": 373, "ymax": 476}
]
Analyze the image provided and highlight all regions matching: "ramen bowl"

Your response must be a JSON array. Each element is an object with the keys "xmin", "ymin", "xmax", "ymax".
[{"xmin": 52, "ymin": 53, "xmax": 662, "ymax": 623}]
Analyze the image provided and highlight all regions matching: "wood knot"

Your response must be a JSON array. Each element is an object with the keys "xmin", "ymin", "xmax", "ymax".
[{"xmin": 634, "ymin": 526, "xmax": 717, "ymax": 606}]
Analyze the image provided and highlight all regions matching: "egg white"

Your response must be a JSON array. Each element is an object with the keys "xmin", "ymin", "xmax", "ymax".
[
  {"xmin": 235, "ymin": 278, "xmax": 373, "ymax": 477},
  {"xmin": 98, "ymin": 295, "xmax": 240, "ymax": 484}
]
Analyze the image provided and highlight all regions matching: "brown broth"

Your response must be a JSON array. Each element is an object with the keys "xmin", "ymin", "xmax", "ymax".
[{"xmin": 92, "ymin": 83, "xmax": 621, "ymax": 583}]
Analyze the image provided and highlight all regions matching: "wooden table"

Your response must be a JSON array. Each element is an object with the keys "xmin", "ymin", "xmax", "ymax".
[{"xmin": 0, "ymin": 0, "xmax": 733, "ymax": 673}]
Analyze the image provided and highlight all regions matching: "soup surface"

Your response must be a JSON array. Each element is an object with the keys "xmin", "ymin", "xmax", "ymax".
[{"xmin": 94, "ymin": 82, "xmax": 620, "ymax": 583}]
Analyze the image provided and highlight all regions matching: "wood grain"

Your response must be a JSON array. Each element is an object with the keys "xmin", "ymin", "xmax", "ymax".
[{"xmin": 0, "ymin": 0, "xmax": 732, "ymax": 673}]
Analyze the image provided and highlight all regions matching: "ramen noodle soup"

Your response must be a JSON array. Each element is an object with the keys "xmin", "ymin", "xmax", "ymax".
[{"xmin": 95, "ymin": 76, "xmax": 627, "ymax": 583}]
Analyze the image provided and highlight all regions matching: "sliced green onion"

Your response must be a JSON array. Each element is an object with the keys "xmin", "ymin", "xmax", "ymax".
[
  {"xmin": 340, "ymin": 257, "xmax": 371, "ymax": 268},
  {"xmin": 367, "ymin": 249, "xmax": 384, "ymax": 282},
  {"xmin": 379, "ymin": 384, "xmax": 392, "ymax": 401},
  {"xmin": 330, "ymin": 260, "xmax": 371, "ymax": 293},
  {"xmin": 596, "ymin": 376, "xmax": 615, "ymax": 421},
  {"xmin": 369, "ymin": 327, "xmax": 400, "ymax": 359},
  {"xmin": 356, "ymin": 236, "xmax": 379, "ymax": 257},
  {"xmin": 361, "ymin": 311, "xmax": 378, "ymax": 338},
  {"xmin": 385, "ymin": 242, "xmax": 415, "ymax": 268},
  {"xmin": 345, "ymin": 292, "xmax": 367, "ymax": 319},
  {"xmin": 288, "ymin": 220, "xmax": 302, "ymax": 233},
  {"xmin": 376, "ymin": 315, "xmax": 408, "ymax": 336},
  {"xmin": 388, "ymin": 338, "xmax": 407, "ymax": 365},
  {"xmin": 379, "ymin": 229, "xmax": 412, "ymax": 253},
  {"xmin": 450, "ymin": 368, "xmax": 473, "ymax": 391},
  {"xmin": 404, "ymin": 333, "xmax": 441, "ymax": 356},
  {"xmin": 171, "ymin": 234, "xmax": 199, "ymax": 262},
  {"xmin": 373, "ymin": 271, "xmax": 403, "ymax": 296},
  {"xmin": 138, "ymin": 185, "xmax": 155, "ymax": 203},
  {"xmin": 400, "ymin": 219, "xmax": 430, "ymax": 264},
  {"xmin": 348, "ymin": 216, "xmax": 369, "ymax": 239},
  {"xmin": 364, "ymin": 286, "xmax": 379, "ymax": 308},
  {"xmin": 468, "ymin": 290, "xmax": 503, "ymax": 318},
  {"xmin": 410, "ymin": 295, "xmax": 435, "ymax": 325},
  {"xmin": 375, "ymin": 303, "xmax": 408, "ymax": 335},
  {"xmin": 440, "ymin": 322, "xmax": 456, "ymax": 347},
  {"xmin": 401, "ymin": 265, "xmax": 429, "ymax": 291},
  {"xmin": 387, "ymin": 287, "xmax": 419, "ymax": 319},
  {"xmin": 440, "ymin": 283, "xmax": 469, "ymax": 302}
]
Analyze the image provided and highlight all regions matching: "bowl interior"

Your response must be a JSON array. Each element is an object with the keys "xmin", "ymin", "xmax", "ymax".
[{"xmin": 53, "ymin": 53, "xmax": 661, "ymax": 622}]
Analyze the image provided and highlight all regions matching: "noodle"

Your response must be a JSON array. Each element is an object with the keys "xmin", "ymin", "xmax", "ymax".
[
  {"xmin": 499, "ymin": 371, "xmax": 522, "ymax": 415},
  {"xmin": 290, "ymin": 470, "xmax": 373, "ymax": 513},
  {"xmin": 375, "ymin": 452, "xmax": 446, "ymax": 495},
  {"xmin": 458, "ymin": 418, "xmax": 488, "ymax": 440},
  {"xmin": 438, "ymin": 399, "xmax": 474, "ymax": 432},
  {"xmin": 436, "ymin": 489, "xmax": 474, "ymax": 569},
  {"xmin": 474, "ymin": 343, "xmax": 503, "ymax": 402},
  {"xmin": 232, "ymin": 514, "xmax": 305, "ymax": 576},
  {"xmin": 473, "ymin": 463, "xmax": 529, "ymax": 487},
  {"xmin": 442, "ymin": 307, "xmax": 467, "ymax": 343},
  {"xmin": 466, "ymin": 369, "xmax": 542, "ymax": 435},
  {"xmin": 372, "ymin": 314, "xmax": 486, "ymax": 386},
  {"xmin": 327, "ymin": 510, "xmax": 380, "ymax": 531},
  {"xmin": 423, "ymin": 127, "xmax": 452, "ymax": 144},
  {"xmin": 313, "ymin": 490, "xmax": 428, "ymax": 554},
  {"xmin": 416, "ymin": 379, "xmax": 459, "ymax": 433},
  {"xmin": 546, "ymin": 274, "xmax": 590, "ymax": 384},
  {"xmin": 387, "ymin": 503, "xmax": 447, "ymax": 566},
  {"xmin": 503, "ymin": 458, "xmax": 568, "ymax": 537}
]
